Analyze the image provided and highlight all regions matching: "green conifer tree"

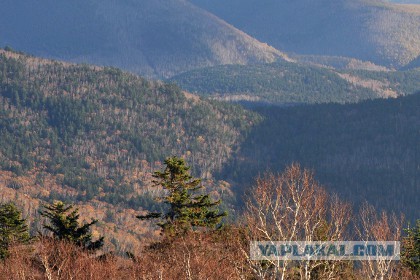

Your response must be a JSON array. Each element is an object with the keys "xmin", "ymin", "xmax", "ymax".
[
  {"xmin": 40, "ymin": 201, "xmax": 104, "ymax": 250},
  {"xmin": 137, "ymin": 156, "xmax": 226, "ymax": 237},
  {"xmin": 402, "ymin": 219, "xmax": 420, "ymax": 276},
  {"xmin": 0, "ymin": 202, "xmax": 30, "ymax": 259}
]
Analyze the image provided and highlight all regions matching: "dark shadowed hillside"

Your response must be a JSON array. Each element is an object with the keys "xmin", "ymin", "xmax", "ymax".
[
  {"xmin": 224, "ymin": 93, "xmax": 420, "ymax": 221},
  {"xmin": 0, "ymin": 0, "xmax": 286, "ymax": 78}
]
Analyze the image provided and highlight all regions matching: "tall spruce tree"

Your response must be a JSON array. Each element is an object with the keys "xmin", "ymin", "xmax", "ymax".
[
  {"xmin": 0, "ymin": 202, "xmax": 30, "ymax": 259},
  {"xmin": 40, "ymin": 201, "xmax": 104, "ymax": 250},
  {"xmin": 137, "ymin": 156, "xmax": 226, "ymax": 237},
  {"xmin": 402, "ymin": 219, "xmax": 420, "ymax": 276}
]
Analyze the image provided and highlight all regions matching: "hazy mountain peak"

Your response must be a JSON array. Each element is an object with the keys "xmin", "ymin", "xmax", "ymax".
[
  {"xmin": 0, "ymin": 0, "xmax": 287, "ymax": 78},
  {"xmin": 191, "ymin": 0, "xmax": 420, "ymax": 68}
]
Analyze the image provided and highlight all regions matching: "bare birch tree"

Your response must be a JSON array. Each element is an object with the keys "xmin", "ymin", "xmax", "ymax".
[
  {"xmin": 357, "ymin": 203, "xmax": 404, "ymax": 280},
  {"xmin": 242, "ymin": 164, "xmax": 352, "ymax": 280}
]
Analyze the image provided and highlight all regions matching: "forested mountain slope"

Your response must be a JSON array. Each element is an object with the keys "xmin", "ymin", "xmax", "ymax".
[
  {"xmin": 1, "ymin": 49, "xmax": 418, "ymax": 249},
  {"xmin": 0, "ymin": 0, "xmax": 285, "ymax": 78},
  {"xmin": 172, "ymin": 62, "xmax": 420, "ymax": 104},
  {"xmin": 191, "ymin": 0, "xmax": 420, "ymax": 68},
  {"xmin": 0, "ymin": 49, "xmax": 260, "ymax": 250},
  {"xmin": 0, "ymin": 48, "xmax": 260, "ymax": 185},
  {"xmin": 225, "ymin": 93, "xmax": 420, "ymax": 220}
]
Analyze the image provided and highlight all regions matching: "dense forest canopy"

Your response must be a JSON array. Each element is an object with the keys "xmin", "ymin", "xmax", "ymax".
[
  {"xmin": 0, "ymin": 49, "xmax": 419, "ymax": 252},
  {"xmin": 0, "ymin": 50, "xmax": 258, "ymax": 231},
  {"xmin": 171, "ymin": 62, "xmax": 420, "ymax": 104},
  {"xmin": 224, "ymin": 93, "xmax": 420, "ymax": 221},
  {"xmin": 0, "ymin": 0, "xmax": 419, "ymax": 276}
]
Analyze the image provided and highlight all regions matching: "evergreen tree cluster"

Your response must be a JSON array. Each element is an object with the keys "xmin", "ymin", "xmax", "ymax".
[
  {"xmin": 40, "ymin": 202, "xmax": 104, "ymax": 251},
  {"xmin": 403, "ymin": 220, "xmax": 420, "ymax": 276},
  {"xmin": 0, "ymin": 157, "xmax": 226, "ymax": 256},
  {"xmin": 0, "ymin": 203, "xmax": 30, "ymax": 259},
  {"xmin": 0, "ymin": 159, "xmax": 419, "ymax": 279},
  {"xmin": 138, "ymin": 156, "xmax": 226, "ymax": 237}
]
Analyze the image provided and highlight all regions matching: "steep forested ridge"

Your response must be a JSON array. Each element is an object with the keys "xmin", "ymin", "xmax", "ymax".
[{"xmin": 0, "ymin": 49, "xmax": 259, "ymax": 205}]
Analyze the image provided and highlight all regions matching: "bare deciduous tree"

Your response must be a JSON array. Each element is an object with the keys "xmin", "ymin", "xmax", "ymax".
[
  {"xmin": 242, "ymin": 164, "xmax": 352, "ymax": 280},
  {"xmin": 357, "ymin": 203, "xmax": 404, "ymax": 280}
]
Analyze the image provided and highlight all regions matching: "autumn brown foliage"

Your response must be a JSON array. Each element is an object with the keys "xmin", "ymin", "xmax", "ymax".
[
  {"xmin": 0, "ymin": 230, "xmax": 251, "ymax": 280},
  {"xmin": 1, "ymin": 164, "xmax": 419, "ymax": 280}
]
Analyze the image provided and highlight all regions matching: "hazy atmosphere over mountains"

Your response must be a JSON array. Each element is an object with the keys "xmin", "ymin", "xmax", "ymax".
[
  {"xmin": 0, "ymin": 0, "xmax": 286, "ymax": 78},
  {"xmin": 3, "ymin": 0, "xmax": 420, "ymax": 78},
  {"xmin": 192, "ymin": 0, "xmax": 420, "ymax": 69},
  {"xmin": 0, "ymin": 1, "xmax": 420, "ymax": 278}
]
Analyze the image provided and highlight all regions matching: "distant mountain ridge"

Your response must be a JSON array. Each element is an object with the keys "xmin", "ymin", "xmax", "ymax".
[
  {"xmin": 171, "ymin": 62, "xmax": 420, "ymax": 104},
  {"xmin": 191, "ymin": 0, "xmax": 420, "ymax": 69},
  {"xmin": 2, "ymin": 0, "xmax": 419, "ymax": 78},
  {"xmin": 389, "ymin": 0, "xmax": 420, "ymax": 3},
  {"xmin": 0, "ymin": 0, "xmax": 287, "ymax": 78}
]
